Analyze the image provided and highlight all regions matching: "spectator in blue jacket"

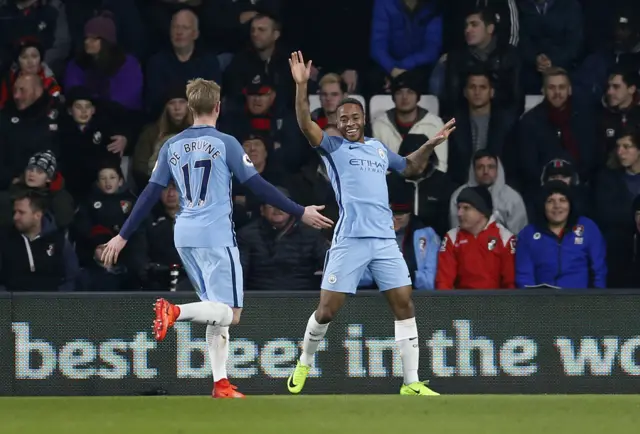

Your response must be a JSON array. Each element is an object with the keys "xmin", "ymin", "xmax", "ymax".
[
  {"xmin": 516, "ymin": 180, "xmax": 607, "ymax": 289},
  {"xmin": 517, "ymin": 0, "xmax": 583, "ymax": 94},
  {"xmin": 370, "ymin": 0, "xmax": 442, "ymax": 93},
  {"xmin": 359, "ymin": 185, "xmax": 440, "ymax": 290}
]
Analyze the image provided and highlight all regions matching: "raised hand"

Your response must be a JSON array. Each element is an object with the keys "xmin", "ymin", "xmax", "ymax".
[
  {"xmin": 426, "ymin": 118, "xmax": 456, "ymax": 148},
  {"xmin": 301, "ymin": 205, "xmax": 334, "ymax": 229},
  {"xmin": 289, "ymin": 51, "xmax": 312, "ymax": 85}
]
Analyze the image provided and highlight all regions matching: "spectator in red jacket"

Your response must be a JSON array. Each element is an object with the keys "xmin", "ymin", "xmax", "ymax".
[
  {"xmin": 0, "ymin": 37, "xmax": 61, "ymax": 109},
  {"xmin": 436, "ymin": 185, "xmax": 515, "ymax": 289}
]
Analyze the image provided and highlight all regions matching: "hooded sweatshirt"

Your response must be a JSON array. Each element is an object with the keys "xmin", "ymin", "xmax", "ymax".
[{"xmin": 449, "ymin": 157, "xmax": 528, "ymax": 233}]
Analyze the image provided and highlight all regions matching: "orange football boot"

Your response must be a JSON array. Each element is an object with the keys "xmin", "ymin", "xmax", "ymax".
[
  {"xmin": 212, "ymin": 379, "xmax": 245, "ymax": 398},
  {"xmin": 153, "ymin": 298, "xmax": 179, "ymax": 342}
]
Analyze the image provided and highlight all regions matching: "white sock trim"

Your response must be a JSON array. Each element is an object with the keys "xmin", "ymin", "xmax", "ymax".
[
  {"xmin": 395, "ymin": 317, "xmax": 418, "ymax": 341},
  {"xmin": 300, "ymin": 311, "xmax": 329, "ymax": 366}
]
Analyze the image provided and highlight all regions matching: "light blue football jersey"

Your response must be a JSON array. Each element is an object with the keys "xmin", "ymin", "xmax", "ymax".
[
  {"xmin": 150, "ymin": 125, "xmax": 257, "ymax": 248},
  {"xmin": 317, "ymin": 132, "xmax": 407, "ymax": 240}
]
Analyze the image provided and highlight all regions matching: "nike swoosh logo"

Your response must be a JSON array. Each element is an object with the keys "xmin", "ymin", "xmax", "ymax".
[
  {"xmin": 288, "ymin": 376, "xmax": 298, "ymax": 388},
  {"xmin": 409, "ymin": 337, "xmax": 417, "ymax": 341},
  {"xmin": 409, "ymin": 387, "xmax": 421, "ymax": 394},
  {"xmin": 349, "ymin": 145, "xmax": 357, "ymax": 149}
]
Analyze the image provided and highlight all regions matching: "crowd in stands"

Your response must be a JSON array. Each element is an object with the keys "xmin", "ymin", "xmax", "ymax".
[{"xmin": 0, "ymin": 0, "xmax": 640, "ymax": 292}]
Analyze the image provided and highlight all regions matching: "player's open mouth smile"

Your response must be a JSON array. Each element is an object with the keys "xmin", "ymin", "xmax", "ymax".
[{"xmin": 346, "ymin": 128, "xmax": 358, "ymax": 136}]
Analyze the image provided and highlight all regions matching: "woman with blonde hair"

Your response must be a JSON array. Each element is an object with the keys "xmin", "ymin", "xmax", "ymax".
[{"xmin": 133, "ymin": 85, "xmax": 193, "ymax": 187}]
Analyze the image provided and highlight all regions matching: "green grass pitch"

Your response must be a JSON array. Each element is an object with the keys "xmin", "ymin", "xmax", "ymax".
[{"xmin": 3, "ymin": 395, "xmax": 640, "ymax": 434}]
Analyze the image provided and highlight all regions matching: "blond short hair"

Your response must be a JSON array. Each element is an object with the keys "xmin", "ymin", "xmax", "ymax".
[
  {"xmin": 319, "ymin": 73, "xmax": 345, "ymax": 92},
  {"xmin": 542, "ymin": 67, "xmax": 570, "ymax": 87},
  {"xmin": 186, "ymin": 78, "xmax": 221, "ymax": 116}
]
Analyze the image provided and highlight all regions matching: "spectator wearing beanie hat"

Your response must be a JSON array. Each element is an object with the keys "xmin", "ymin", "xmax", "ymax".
[
  {"xmin": 64, "ymin": 12, "xmax": 143, "ymax": 112},
  {"xmin": 436, "ymin": 185, "xmax": 516, "ymax": 289},
  {"xmin": 133, "ymin": 83, "xmax": 193, "ymax": 188},
  {"xmin": 0, "ymin": 150, "xmax": 74, "ymax": 231},
  {"xmin": 371, "ymin": 70, "xmax": 449, "ymax": 174},
  {"xmin": 0, "ymin": 36, "xmax": 61, "ymax": 109},
  {"xmin": 73, "ymin": 160, "xmax": 145, "ymax": 289},
  {"xmin": 534, "ymin": 157, "xmax": 592, "ymax": 219},
  {"xmin": 58, "ymin": 86, "xmax": 126, "ymax": 201},
  {"xmin": 516, "ymin": 180, "xmax": 607, "ymax": 289},
  {"xmin": 359, "ymin": 183, "xmax": 441, "ymax": 290}
]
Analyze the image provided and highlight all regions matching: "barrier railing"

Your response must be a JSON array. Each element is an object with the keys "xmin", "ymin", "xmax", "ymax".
[{"xmin": 2, "ymin": 290, "xmax": 640, "ymax": 395}]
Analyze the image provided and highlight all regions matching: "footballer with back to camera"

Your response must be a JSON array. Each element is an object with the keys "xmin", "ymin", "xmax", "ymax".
[
  {"xmin": 287, "ymin": 51, "xmax": 456, "ymax": 396},
  {"xmin": 100, "ymin": 78, "xmax": 333, "ymax": 398}
]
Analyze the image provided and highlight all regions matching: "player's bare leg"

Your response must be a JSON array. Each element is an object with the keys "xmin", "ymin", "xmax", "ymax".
[
  {"xmin": 209, "ymin": 308, "xmax": 244, "ymax": 398},
  {"xmin": 288, "ymin": 290, "xmax": 347, "ymax": 394},
  {"xmin": 384, "ymin": 286, "xmax": 439, "ymax": 396}
]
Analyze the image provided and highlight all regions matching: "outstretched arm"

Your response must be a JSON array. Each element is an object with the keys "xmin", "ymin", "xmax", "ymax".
[
  {"xmin": 399, "ymin": 118, "xmax": 456, "ymax": 178},
  {"xmin": 290, "ymin": 51, "xmax": 323, "ymax": 147}
]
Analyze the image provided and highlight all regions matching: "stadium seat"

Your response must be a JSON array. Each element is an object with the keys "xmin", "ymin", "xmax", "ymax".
[
  {"xmin": 369, "ymin": 95, "xmax": 439, "ymax": 122},
  {"xmin": 525, "ymin": 95, "xmax": 544, "ymax": 113},
  {"xmin": 308, "ymin": 94, "xmax": 367, "ymax": 116}
]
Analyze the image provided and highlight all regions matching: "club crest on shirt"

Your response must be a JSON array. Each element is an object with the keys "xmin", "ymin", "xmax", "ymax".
[
  {"xmin": 573, "ymin": 225, "xmax": 584, "ymax": 237},
  {"xmin": 419, "ymin": 237, "xmax": 426, "ymax": 253},
  {"xmin": 328, "ymin": 274, "xmax": 337, "ymax": 284},
  {"xmin": 93, "ymin": 131, "xmax": 102, "ymax": 144},
  {"xmin": 488, "ymin": 237, "xmax": 497, "ymax": 251},
  {"xmin": 46, "ymin": 244, "xmax": 55, "ymax": 256},
  {"xmin": 378, "ymin": 148, "xmax": 386, "ymax": 160},
  {"xmin": 606, "ymin": 128, "xmax": 615, "ymax": 138},
  {"xmin": 439, "ymin": 238, "xmax": 447, "ymax": 252},
  {"xmin": 120, "ymin": 200, "xmax": 132, "ymax": 214}
]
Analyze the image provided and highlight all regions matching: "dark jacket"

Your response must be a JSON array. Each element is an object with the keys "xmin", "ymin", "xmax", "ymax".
[
  {"xmin": 219, "ymin": 109, "xmax": 304, "ymax": 169},
  {"xmin": 203, "ymin": 0, "xmax": 283, "ymax": 53},
  {"xmin": 232, "ymin": 159, "xmax": 290, "ymax": 221},
  {"xmin": 58, "ymin": 111, "xmax": 124, "ymax": 201},
  {"xmin": 573, "ymin": 43, "xmax": 640, "ymax": 105},
  {"xmin": 223, "ymin": 45, "xmax": 294, "ymax": 110},
  {"xmin": 281, "ymin": 0, "xmax": 372, "ymax": 73},
  {"xmin": 73, "ymin": 186, "xmax": 137, "ymax": 267},
  {"xmin": 0, "ymin": 0, "xmax": 58, "ymax": 70},
  {"xmin": 517, "ymin": 0, "xmax": 583, "ymax": 70},
  {"xmin": 0, "ymin": 212, "xmax": 79, "ymax": 291},
  {"xmin": 444, "ymin": 42, "xmax": 522, "ymax": 116},
  {"xmin": 137, "ymin": 210, "xmax": 186, "ymax": 290},
  {"xmin": 370, "ymin": 0, "xmax": 443, "ymax": 73},
  {"xmin": 443, "ymin": 0, "xmax": 520, "ymax": 51},
  {"xmin": 599, "ymin": 95, "xmax": 640, "ymax": 159},
  {"xmin": 238, "ymin": 218, "xmax": 329, "ymax": 291},
  {"xmin": 517, "ymin": 99, "xmax": 598, "ymax": 193},
  {"xmin": 145, "ymin": 48, "xmax": 221, "ymax": 116},
  {"xmin": 447, "ymin": 106, "xmax": 518, "ymax": 186},
  {"xmin": 288, "ymin": 160, "xmax": 340, "ymax": 241},
  {"xmin": 593, "ymin": 168, "xmax": 638, "ymax": 288},
  {"xmin": 0, "ymin": 94, "xmax": 61, "ymax": 188}
]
